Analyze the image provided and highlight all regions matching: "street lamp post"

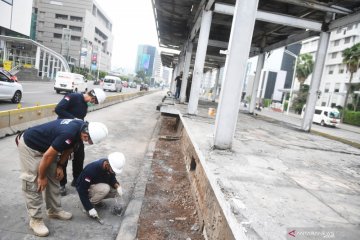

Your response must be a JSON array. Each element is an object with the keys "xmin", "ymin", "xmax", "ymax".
[
  {"xmin": 284, "ymin": 49, "xmax": 298, "ymax": 115},
  {"xmin": 97, "ymin": 40, "xmax": 107, "ymax": 80}
]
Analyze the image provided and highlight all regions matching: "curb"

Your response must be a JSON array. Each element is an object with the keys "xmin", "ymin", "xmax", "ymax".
[
  {"xmin": 311, "ymin": 129, "xmax": 360, "ymax": 149},
  {"xmin": 115, "ymin": 116, "xmax": 161, "ymax": 240}
]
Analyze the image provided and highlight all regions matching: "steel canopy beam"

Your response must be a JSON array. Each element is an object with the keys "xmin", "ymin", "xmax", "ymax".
[
  {"xmin": 329, "ymin": 11, "xmax": 360, "ymax": 31},
  {"xmin": 272, "ymin": 0, "xmax": 352, "ymax": 15},
  {"xmin": 214, "ymin": 3, "xmax": 322, "ymax": 32},
  {"xmin": 263, "ymin": 30, "xmax": 318, "ymax": 53},
  {"xmin": 257, "ymin": 11, "xmax": 322, "ymax": 32}
]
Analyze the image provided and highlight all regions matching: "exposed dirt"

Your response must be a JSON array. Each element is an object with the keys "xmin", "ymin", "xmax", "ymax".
[{"xmin": 137, "ymin": 117, "xmax": 204, "ymax": 240}]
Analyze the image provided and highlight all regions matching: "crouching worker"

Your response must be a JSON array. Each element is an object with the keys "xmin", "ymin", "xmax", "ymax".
[
  {"xmin": 76, "ymin": 152, "xmax": 125, "ymax": 219},
  {"xmin": 16, "ymin": 119, "xmax": 108, "ymax": 237}
]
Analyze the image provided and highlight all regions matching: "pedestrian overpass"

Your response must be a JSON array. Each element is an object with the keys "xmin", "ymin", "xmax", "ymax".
[{"xmin": 0, "ymin": 35, "xmax": 70, "ymax": 79}]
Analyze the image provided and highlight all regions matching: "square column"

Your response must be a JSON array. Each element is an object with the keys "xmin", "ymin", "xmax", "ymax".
[
  {"xmin": 180, "ymin": 42, "xmax": 193, "ymax": 103},
  {"xmin": 301, "ymin": 31, "xmax": 330, "ymax": 131},
  {"xmin": 214, "ymin": 0, "xmax": 259, "ymax": 149},
  {"xmin": 188, "ymin": 10, "xmax": 212, "ymax": 114},
  {"xmin": 249, "ymin": 53, "xmax": 265, "ymax": 114}
]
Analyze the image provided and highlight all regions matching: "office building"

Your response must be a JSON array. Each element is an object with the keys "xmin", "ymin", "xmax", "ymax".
[
  {"xmin": 0, "ymin": 0, "xmax": 33, "ymax": 65},
  {"xmin": 32, "ymin": 0, "xmax": 113, "ymax": 72},
  {"xmin": 300, "ymin": 23, "xmax": 360, "ymax": 108}
]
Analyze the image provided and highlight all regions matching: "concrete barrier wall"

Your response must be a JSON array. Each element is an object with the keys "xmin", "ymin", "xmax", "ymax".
[
  {"xmin": 0, "ymin": 90, "xmax": 156, "ymax": 138},
  {"xmin": 179, "ymin": 115, "xmax": 247, "ymax": 240}
]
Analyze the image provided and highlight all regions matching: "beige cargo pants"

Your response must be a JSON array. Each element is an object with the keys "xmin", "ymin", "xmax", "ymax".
[
  {"xmin": 89, "ymin": 183, "xmax": 116, "ymax": 204},
  {"xmin": 17, "ymin": 137, "xmax": 62, "ymax": 219}
]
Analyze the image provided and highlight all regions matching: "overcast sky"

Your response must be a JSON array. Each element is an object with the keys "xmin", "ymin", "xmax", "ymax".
[{"xmin": 98, "ymin": 0, "xmax": 159, "ymax": 73}]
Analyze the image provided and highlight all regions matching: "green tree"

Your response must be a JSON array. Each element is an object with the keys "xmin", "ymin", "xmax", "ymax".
[
  {"xmin": 296, "ymin": 53, "xmax": 314, "ymax": 86},
  {"xmin": 342, "ymin": 43, "xmax": 360, "ymax": 114},
  {"xmin": 290, "ymin": 54, "xmax": 314, "ymax": 114},
  {"xmin": 136, "ymin": 70, "xmax": 146, "ymax": 81},
  {"xmin": 292, "ymin": 84, "xmax": 309, "ymax": 114}
]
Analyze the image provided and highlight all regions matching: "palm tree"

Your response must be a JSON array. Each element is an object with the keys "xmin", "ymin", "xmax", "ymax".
[
  {"xmin": 342, "ymin": 43, "xmax": 360, "ymax": 121},
  {"xmin": 291, "ymin": 54, "xmax": 314, "ymax": 114},
  {"xmin": 296, "ymin": 53, "xmax": 314, "ymax": 86}
]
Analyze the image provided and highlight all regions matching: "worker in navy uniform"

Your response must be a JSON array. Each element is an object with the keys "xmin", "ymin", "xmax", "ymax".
[
  {"xmin": 76, "ymin": 152, "xmax": 125, "ymax": 219},
  {"xmin": 55, "ymin": 88, "xmax": 106, "ymax": 196},
  {"xmin": 16, "ymin": 119, "xmax": 108, "ymax": 237}
]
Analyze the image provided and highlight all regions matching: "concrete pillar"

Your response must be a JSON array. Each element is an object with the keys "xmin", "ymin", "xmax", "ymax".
[
  {"xmin": 3, "ymin": 41, "xmax": 7, "ymax": 61},
  {"xmin": 51, "ymin": 57, "xmax": 56, "ymax": 79},
  {"xmin": 170, "ymin": 65, "xmax": 178, "ymax": 95},
  {"xmin": 46, "ymin": 55, "xmax": 50, "ymax": 78},
  {"xmin": 249, "ymin": 53, "xmax": 265, "ymax": 114},
  {"xmin": 188, "ymin": 10, "xmax": 212, "ymax": 114},
  {"xmin": 301, "ymin": 31, "xmax": 330, "ymax": 131},
  {"xmin": 35, "ymin": 47, "xmax": 41, "ymax": 70},
  {"xmin": 212, "ymin": 68, "xmax": 221, "ymax": 102},
  {"xmin": 41, "ymin": 51, "xmax": 46, "ymax": 79},
  {"xmin": 214, "ymin": 0, "xmax": 259, "ymax": 149},
  {"xmin": 180, "ymin": 42, "xmax": 193, "ymax": 103}
]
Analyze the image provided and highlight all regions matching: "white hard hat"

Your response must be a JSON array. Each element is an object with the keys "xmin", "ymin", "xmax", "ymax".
[
  {"xmin": 108, "ymin": 152, "xmax": 126, "ymax": 174},
  {"xmin": 88, "ymin": 122, "xmax": 108, "ymax": 144},
  {"xmin": 92, "ymin": 88, "xmax": 106, "ymax": 104}
]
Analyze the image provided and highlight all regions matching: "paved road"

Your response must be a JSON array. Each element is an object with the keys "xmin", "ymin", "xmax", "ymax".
[
  {"xmin": 0, "ymin": 81, "xmax": 139, "ymax": 111},
  {"xmin": 0, "ymin": 91, "xmax": 164, "ymax": 239},
  {"xmin": 238, "ymin": 104, "xmax": 360, "ymax": 147}
]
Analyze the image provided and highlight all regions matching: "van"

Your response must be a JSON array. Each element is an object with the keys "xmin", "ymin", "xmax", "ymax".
[
  {"xmin": 54, "ymin": 71, "xmax": 88, "ymax": 94},
  {"xmin": 302, "ymin": 105, "xmax": 340, "ymax": 127},
  {"xmin": 102, "ymin": 76, "xmax": 122, "ymax": 92}
]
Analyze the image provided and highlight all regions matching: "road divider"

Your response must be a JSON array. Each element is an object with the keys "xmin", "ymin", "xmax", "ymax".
[{"xmin": 0, "ymin": 90, "xmax": 156, "ymax": 138}]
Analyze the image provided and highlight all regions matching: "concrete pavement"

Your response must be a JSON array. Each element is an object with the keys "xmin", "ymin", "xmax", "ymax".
[
  {"xmin": 0, "ymin": 91, "xmax": 163, "ymax": 239},
  {"xmin": 174, "ymin": 99, "xmax": 360, "ymax": 240}
]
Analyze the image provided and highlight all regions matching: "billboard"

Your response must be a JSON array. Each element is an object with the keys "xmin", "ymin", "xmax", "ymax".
[{"xmin": 141, "ymin": 54, "xmax": 150, "ymax": 70}]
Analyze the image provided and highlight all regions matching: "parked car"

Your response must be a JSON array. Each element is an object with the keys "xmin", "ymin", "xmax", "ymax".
[
  {"xmin": 140, "ymin": 83, "xmax": 149, "ymax": 91},
  {"xmin": 54, "ymin": 71, "xmax": 88, "ymax": 94},
  {"xmin": 103, "ymin": 75, "xmax": 122, "ymax": 92},
  {"xmin": 0, "ymin": 70, "xmax": 23, "ymax": 103},
  {"xmin": 301, "ymin": 105, "xmax": 340, "ymax": 127},
  {"xmin": 0, "ymin": 68, "xmax": 18, "ymax": 82},
  {"xmin": 122, "ymin": 81, "xmax": 129, "ymax": 88},
  {"xmin": 129, "ymin": 82, "xmax": 137, "ymax": 88}
]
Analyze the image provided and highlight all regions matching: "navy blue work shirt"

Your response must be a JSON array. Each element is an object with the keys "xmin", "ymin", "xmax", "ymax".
[
  {"xmin": 23, "ymin": 119, "xmax": 84, "ymax": 153},
  {"xmin": 76, "ymin": 159, "xmax": 118, "ymax": 211},
  {"xmin": 55, "ymin": 93, "xmax": 88, "ymax": 120}
]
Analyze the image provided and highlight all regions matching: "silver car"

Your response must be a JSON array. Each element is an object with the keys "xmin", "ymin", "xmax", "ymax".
[{"xmin": 0, "ymin": 70, "xmax": 23, "ymax": 103}]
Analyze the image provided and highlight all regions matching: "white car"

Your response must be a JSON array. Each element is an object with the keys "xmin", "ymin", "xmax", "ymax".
[
  {"xmin": 0, "ymin": 70, "xmax": 23, "ymax": 103},
  {"xmin": 102, "ymin": 75, "xmax": 122, "ymax": 92},
  {"xmin": 54, "ymin": 71, "xmax": 88, "ymax": 94}
]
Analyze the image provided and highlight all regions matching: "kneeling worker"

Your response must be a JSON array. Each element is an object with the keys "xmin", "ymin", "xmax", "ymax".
[
  {"xmin": 76, "ymin": 152, "xmax": 125, "ymax": 219},
  {"xmin": 17, "ymin": 119, "xmax": 108, "ymax": 237}
]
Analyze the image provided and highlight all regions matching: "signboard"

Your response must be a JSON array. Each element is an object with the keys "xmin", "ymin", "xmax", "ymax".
[
  {"xmin": 91, "ymin": 63, "xmax": 97, "ymax": 71},
  {"xmin": 3, "ymin": 61, "xmax": 12, "ymax": 71}
]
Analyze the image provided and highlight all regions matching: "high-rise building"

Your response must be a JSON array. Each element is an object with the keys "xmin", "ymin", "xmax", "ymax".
[
  {"xmin": 300, "ymin": 23, "xmax": 360, "ymax": 108},
  {"xmin": 135, "ymin": 45, "xmax": 156, "ymax": 76},
  {"xmin": 0, "ymin": 0, "xmax": 33, "ymax": 64},
  {"xmin": 32, "ymin": 0, "xmax": 113, "ymax": 72}
]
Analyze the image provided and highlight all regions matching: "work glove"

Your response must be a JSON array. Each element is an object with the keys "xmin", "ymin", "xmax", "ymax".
[
  {"xmin": 88, "ymin": 208, "xmax": 98, "ymax": 218},
  {"xmin": 117, "ymin": 186, "xmax": 123, "ymax": 196}
]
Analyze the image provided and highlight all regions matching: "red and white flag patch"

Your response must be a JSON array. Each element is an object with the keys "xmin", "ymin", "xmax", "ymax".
[
  {"xmin": 85, "ymin": 177, "xmax": 91, "ymax": 183},
  {"xmin": 65, "ymin": 139, "xmax": 72, "ymax": 144},
  {"xmin": 64, "ymin": 96, "xmax": 70, "ymax": 101}
]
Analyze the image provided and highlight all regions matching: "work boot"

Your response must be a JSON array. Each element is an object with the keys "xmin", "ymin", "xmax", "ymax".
[
  {"xmin": 29, "ymin": 218, "xmax": 49, "ymax": 237},
  {"xmin": 47, "ymin": 209, "xmax": 72, "ymax": 220},
  {"xmin": 60, "ymin": 186, "xmax": 67, "ymax": 196}
]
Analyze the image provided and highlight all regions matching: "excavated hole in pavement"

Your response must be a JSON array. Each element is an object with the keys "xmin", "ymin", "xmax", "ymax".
[{"xmin": 137, "ymin": 116, "xmax": 204, "ymax": 240}]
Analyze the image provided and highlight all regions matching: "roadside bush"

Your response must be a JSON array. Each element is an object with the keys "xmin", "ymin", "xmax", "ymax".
[
  {"xmin": 343, "ymin": 111, "xmax": 360, "ymax": 126},
  {"xmin": 284, "ymin": 101, "xmax": 288, "ymax": 111},
  {"xmin": 263, "ymin": 98, "xmax": 272, "ymax": 108}
]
